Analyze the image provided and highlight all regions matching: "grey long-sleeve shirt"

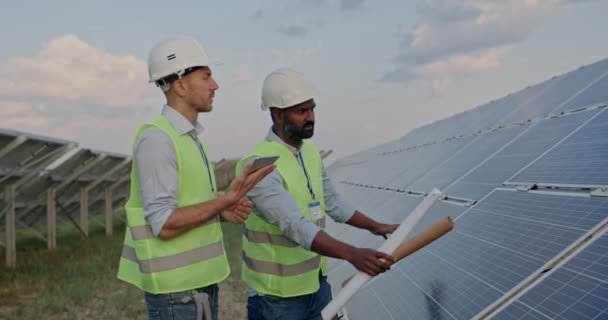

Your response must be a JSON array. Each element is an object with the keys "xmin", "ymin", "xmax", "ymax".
[
  {"xmin": 243, "ymin": 128, "xmax": 355, "ymax": 250},
  {"xmin": 134, "ymin": 105, "xmax": 207, "ymax": 236}
]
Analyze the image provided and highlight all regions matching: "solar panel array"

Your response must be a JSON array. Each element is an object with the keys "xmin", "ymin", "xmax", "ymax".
[
  {"xmin": 491, "ymin": 228, "xmax": 607, "ymax": 320},
  {"xmin": 326, "ymin": 57, "xmax": 608, "ymax": 319},
  {"xmin": 0, "ymin": 128, "xmax": 131, "ymax": 267}
]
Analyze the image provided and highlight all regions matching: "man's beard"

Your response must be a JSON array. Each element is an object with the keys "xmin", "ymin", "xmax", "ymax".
[{"xmin": 284, "ymin": 117, "xmax": 314, "ymax": 140}]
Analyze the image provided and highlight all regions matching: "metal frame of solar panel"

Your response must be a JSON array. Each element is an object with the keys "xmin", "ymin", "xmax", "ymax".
[
  {"xmin": 0, "ymin": 128, "xmax": 76, "ymax": 267},
  {"xmin": 507, "ymin": 106, "xmax": 608, "ymax": 189},
  {"xmin": 398, "ymin": 80, "xmax": 550, "ymax": 146},
  {"xmin": 326, "ymin": 57, "xmax": 608, "ymax": 320},
  {"xmin": 496, "ymin": 58, "xmax": 608, "ymax": 127},
  {"xmin": 1, "ymin": 128, "xmax": 132, "ymax": 268},
  {"xmin": 488, "ymin": 228, "xmax": 607, "ymax": 320},
  {"xmin": 556, "ymin": 69, "xmax": 608, "ymax": 113},
  {"xmin": 446, "ymin": 106, "xmax": 605, "ymax": 200},
  {"xmin": 407, "ymin": 123, "xmax": 530, "ymax": 193},
  {"xmin": 14, "ymin": 148, "xmax": 129, "ymax": 226}
]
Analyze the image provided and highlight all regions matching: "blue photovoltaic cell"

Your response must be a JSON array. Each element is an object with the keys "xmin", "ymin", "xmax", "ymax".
[
  {"xmin": 409, "ymin": 125, "xmax": 526, "ymax": 193},
  {"xmin": 446, "ymin": 108, "xmax": 600, "ymax": 200},
  {"xmin": 491, "ymin": 230, "xmax": 608, "ymax": 320},
  {"xmin": 508, "ymin": 108, "xmax": 608, "ymax": 186},
  {"xmin": 497, "ymin": 58, "xmax": 608, "ymax": 126},
  {"xmin": 556, "ymin": 72, "xmax": 608, "ymax": 112},
  {"xmin": 393, "ymin": 81, "xmax": 549, "ymax": 145},
  {"xmin": 330, "ymin": 190, "xmax": 608, "ymax": 320},
  {"xmin": 380, "ymin": 138, "xmax": 474, "ymax": 189}
]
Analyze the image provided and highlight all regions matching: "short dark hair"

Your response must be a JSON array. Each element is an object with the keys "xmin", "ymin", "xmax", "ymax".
[{"xmin": 269, "ymin": 107, "xmax": 281, "ymax": 123}]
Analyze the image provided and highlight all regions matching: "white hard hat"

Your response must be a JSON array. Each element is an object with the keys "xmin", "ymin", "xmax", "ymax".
[
  {"xmin": 147, "ymin": 35, "xmax": 210, "ymax": 84},
  {"xmin": 261, "ymin": 68, "xmax": 316, "ymax": 111}
]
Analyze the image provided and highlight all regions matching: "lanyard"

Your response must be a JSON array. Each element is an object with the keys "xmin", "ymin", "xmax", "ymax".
[
  {"xmin": 189, "ymin": 133, "xmax": 215, "ymax": 194},
  {"xmin": 296, "ymin": 150, "xmax": 316, "ymax": 200}
]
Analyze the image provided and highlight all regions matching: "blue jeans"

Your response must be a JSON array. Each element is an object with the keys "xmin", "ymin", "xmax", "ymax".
[
  {"xmin": 247, "ymin": 276, "xmax": 332, "ymax": 320},
  {"xmin": 144, "ymin": 284, "xmax": 219, "ymax": 320}
]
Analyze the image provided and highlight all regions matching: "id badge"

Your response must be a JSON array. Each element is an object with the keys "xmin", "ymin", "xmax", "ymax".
[{"xmin": 308, "ymin": 201, "xmax": 324, "ymax": 222}]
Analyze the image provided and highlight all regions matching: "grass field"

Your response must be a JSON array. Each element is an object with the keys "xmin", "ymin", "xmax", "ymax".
[{"xmin": 0, "ymin": 221, "xmax": 247, "ymax": 320}]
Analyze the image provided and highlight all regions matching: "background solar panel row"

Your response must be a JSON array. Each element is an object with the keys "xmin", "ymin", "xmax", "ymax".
[{"xmin": 1, "ymin": 127, "xmax": 131, "ymax": 266}]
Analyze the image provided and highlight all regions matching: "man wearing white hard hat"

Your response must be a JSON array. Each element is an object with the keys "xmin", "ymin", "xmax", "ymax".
[
  {"xmin": 117, "ymin": 35, "xmax": 274, "ymax": 320},
  {"xmin": 236, "ymin": 68, "xmax": 399, "ymax": 319}
]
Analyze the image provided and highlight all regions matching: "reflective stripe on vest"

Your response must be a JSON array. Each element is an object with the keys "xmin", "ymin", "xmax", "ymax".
[
  {"xmin": 244, "ymin": 228, "xmax": 298, "ymax": 247},
  {"xmin": 243, "ymin": 217, "xmax": 326, "ymax": 247},
  {"xmin": 129, "ymin": 225, "xmax": 155, "ymax": 241},
  {"xmin": 242, "ymin": 253, "xmax": 321, "ymax": 276},
  {"xmin": 121, "ymin": 242, "xmax": 224, "ymax": 273}
]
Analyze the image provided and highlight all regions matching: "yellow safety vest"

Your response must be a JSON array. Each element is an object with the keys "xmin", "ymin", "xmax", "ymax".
[
  {"xmin": 236, "ymin": 139, "xmax": 327, "ymax": 297},
  {"xmin": 117, "ymin": 115, "xmax": 230, "ymax": 294}
]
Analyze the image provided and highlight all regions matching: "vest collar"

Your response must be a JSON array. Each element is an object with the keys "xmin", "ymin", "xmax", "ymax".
[{"xmin": 162, "ymin": 105, "xmax": 205, "ymax": 136}]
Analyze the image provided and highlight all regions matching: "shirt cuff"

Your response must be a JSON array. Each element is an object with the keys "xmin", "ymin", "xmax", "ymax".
[
  {"xmin": 329, "ymin": 200, "xmax": 356, "ymax": 223},
  {"xmin": 295, "ymin": 221, "xmax": 322, "ymax": 250}
]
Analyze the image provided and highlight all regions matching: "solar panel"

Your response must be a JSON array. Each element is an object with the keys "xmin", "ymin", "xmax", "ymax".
[
  {"xmin": 0, "ymin": 129, "xmax": 75, "ymax": 214},
  {"xmin": 380, "ymin": 137, "xmax": 476, "ymax": 189},
  {"xmin": 497, "ymin": 58, "xmax": 608, "ymax": 126},
  {"xmin": 392, "ymin": 81, "xmax": 549, "ymax": 145},
  {"xmin": 327, "ymin": 190, "xmax": 607, "ymax": 320},
  {"xmin": 325, "ymin": 57, "xmax": 608, "ymax": 320},
  {"xmin": 446, "ymin": 108, "xmax": 601, "ymax": 200},
  {"xmin": 0, "ymin": 128, "xmax": 74, "ymax": 185},
  {"xmin": 5, "ymin": 150, "xmax": 99, "ymax": 227},
  {"xmin": 507, "ymin": 108, "xmax": 608, "ymax": 187},
  {"xmin": 409, "ymin": 125, "xmax": 528, "ymax": 193},
  {"xmin": 329, "ymin": 137, "xmax": 475, "ymax": 189},
  {"xmin": 489, "ymin": 229, "xmax": 608, "ymax": 320},
  {"xmin": 555, "ymin": 72, "xmax": 608, "ymax": 112}
]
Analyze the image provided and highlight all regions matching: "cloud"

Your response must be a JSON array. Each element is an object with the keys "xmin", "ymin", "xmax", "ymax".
[
  {"xmin": 303, "ymin": 0, "xmax": 327, "ymax": 8},
  {"xmin": 339, "ymin": 0, "xmax": 366, "ymax": 11},
  {"xmin": 249, "ymin": 9, "xmax": 264, "ymax": 22},
  {"xmin": 0, "ymin": 100, "xmax": 49, "ymax": 128},
  {"xmin": 0, "ymin": 35, "xmax": 160, "ymax": 154},
  {"xmin": 260, "ymin": 0, "xmax": 367, "ymax": 38},
  {"xmin": 270, "ymin": 45, "xmax": 320, "ymax": 66},
  {"xmin": 276, "ymin": 25, "xmax": 309, "ymax": 38},
  {"xmin": 416, "ymin": 0, "xmax": 481, "ymax": 23},
  {"xmin": 381, "ymin": 0, "xmax": 590, "ymax": 91},
  {"xmin": 0, "ymin": 34, "xmax": 155, "ymax": 110}
]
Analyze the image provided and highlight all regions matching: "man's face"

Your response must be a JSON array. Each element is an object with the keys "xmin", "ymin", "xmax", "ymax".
[
  {"xmin": 281, "ymin": 99, "xmax": 316, "ymax": 140},
  {"xmin": 182, "ymin": 67, "xmax": 219, "ymax": 113}
]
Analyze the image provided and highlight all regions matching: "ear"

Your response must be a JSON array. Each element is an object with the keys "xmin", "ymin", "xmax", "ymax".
[{"xmin": 172, "ymin": 78, "xmax": 188, "ymax": 97}]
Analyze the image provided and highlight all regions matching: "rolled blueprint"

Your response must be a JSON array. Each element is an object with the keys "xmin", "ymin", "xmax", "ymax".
[
  {"xmin": 341, "ymin": 216, "xmax": 454, "ymax": 288},
  {"xmin": 321, "ymin": 188, "xmax": 442, "ymax": 320},
  {"xmin": 392, "ymin": 216, "xmax": 454, "ymax": 261}
]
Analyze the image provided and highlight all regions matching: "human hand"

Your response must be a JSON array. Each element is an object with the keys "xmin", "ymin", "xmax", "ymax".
[
  {"xmin": 370, "ymin": 223, "xmax": 399, "ymax": 240},
  {"xmin": 225, "ymin": 162, "xmax": 275, "ymax": 205},
  {"xmin": 220, "ymin": 197, "xmax": 253, "ymax": 224},
  {"xmin": 347, "ymin": 248, "xmax": 394, "ymax": 276}
]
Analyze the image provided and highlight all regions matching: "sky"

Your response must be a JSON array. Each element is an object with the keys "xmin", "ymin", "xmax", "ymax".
[{"xmin": 1, "ymin": 0, "xmax": 607, "ymax": 163}]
